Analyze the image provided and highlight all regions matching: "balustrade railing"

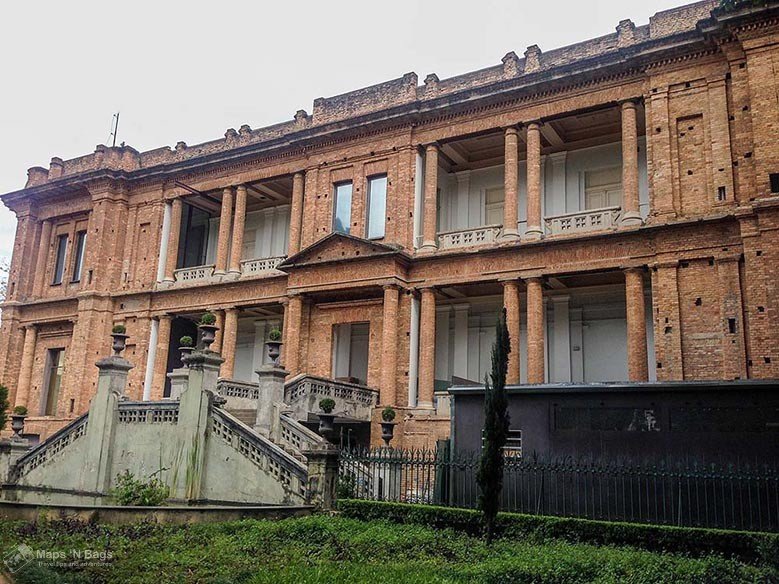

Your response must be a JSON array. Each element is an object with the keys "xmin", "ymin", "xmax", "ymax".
[
  {"xmin": 279, "ymin": 414, "xmax": 325, "ymax": 454},
  {"xmin": 173, "ymin": 264, "xmax": 215, "ymax": 283},
  {"xmin": 437, "ymin": 225, "xmax": 502, "ymax": 250},
  {"xmin": 117, "ymin": 401, "xmax": 179, "ymax": 424},
  {"xmin": 13, "ymin": 414, "xmax": 89, "ymax": 478},
  {"xmin": 240, "ymin": 256, "xmax": 286, "ymax": 276},
  {"xmin": 211, "ymin": 408, "xmax": 307, "ymax": 496},
  {"xmin": 217, "ymin": 378, "xmax": 259, "ymax": 401},
  {"xmin": 285, "ymin": 375, "xmax": 379, "ymax": 408},
  {"xmin": 544, "ymin": 206, "xmax": 621, "ymax": 235}
]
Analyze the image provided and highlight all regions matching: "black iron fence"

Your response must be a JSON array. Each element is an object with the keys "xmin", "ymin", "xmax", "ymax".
[{"xmin": 338, "ymin": 446, "xmax": 779, "ymax": 532}]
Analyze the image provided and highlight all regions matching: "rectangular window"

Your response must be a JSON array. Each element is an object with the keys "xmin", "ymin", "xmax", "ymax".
[
  {"xmin": 485, "ymin": 187, "xmax": 505, "ymax": 225},
  {"xmin": 71, "ymin": 230, "xmax": 87, "ymax": 282},
  {"xmin": 333, "ymin": 181, "xmax": 353, "ymax": 234},
  {"xmin": 366, "ymin": 175, "xmax": 387, "ymax": 239},
  {"xmin": 52, "ymin": 234, "xmax": 68, "ymax": 285},
  {"xmin": 177, "ymin": 203, "xmax": 211, "ymax": 269},
  {"xmin": 43, "ymin": 348, "xmax": 65, "ymax": 416},
  {"xmin": 584, "ymin": 167, "xmax": 622, "ymax": 210}
]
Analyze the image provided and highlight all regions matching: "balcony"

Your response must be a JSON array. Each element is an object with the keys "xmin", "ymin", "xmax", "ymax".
[
  {"xmin": 173, "ymin": 264, "xmax": 215, "ymax": 284},
  {"xmin": 544, "ymin": 206, "xmax": 621, "ymax": 236},
  {"xmin": 240, "ymin": 255, "xmax": 286, "ymax": 277},
  {"xmin": 437, "ymin": 225, "xmax": 502, "ymax": 250}
]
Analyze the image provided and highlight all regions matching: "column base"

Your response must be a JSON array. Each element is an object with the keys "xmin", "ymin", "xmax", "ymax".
[
  {"xmin": 224, "ymin": 270, "xmax": 242, "ymax": 281},
  {"xmin": 619, "ymin": 212, "xmax": 643, "ymax": 227},
  {"xmin": 523, "ymin": 227, "xmax": 543, "ymax": 241},
  {"xmin": 418, "ymin": 242, "xmax": 438, "ymax": 253},
  {"xmin": 415, "ymin": 401, "xmax": 434, "ymax": 412},
  {"xmin": 499, "ymin": 229, "xmax": 520, "ymax": 243}
]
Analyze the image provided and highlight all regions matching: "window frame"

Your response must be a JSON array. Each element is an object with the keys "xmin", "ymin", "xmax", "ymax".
[
  {"xmin": 42, "ymin": 348, "xmax": 65, "ymax": 416},
  {"xmin": 51, "ymin": 234, "xmax": 69, "ymax": 286},
  {"xmin": 332, "ymin": 180, "xmax": 353, "ymax": 235},
  {"xmin": 365, "ymin": 174, "xmax": 388, "ymax": 240},
  {"xmin": 71, "ymin": 230, "xmax": 87, "ymax": 283}
]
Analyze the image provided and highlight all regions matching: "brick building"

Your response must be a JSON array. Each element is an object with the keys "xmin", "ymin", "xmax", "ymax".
[{"xmin": 1, "ymin": 0, "xmax": 778, "ymax": 448}]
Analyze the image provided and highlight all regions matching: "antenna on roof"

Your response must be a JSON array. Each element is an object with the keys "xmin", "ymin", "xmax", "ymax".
[{"xmin": 108, "ymin": 112, "xmax": 120, "ymax": 147}]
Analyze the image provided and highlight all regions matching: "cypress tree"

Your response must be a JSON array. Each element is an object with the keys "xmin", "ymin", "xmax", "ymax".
[{"xmin": 476, "ymin": 307, "xmax": 511, "ymax": 544}]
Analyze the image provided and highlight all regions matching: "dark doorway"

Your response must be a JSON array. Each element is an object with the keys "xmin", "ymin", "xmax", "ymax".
[{"xmin": 164, "ymin": 317, "xmax": 199, "ymax": 397}]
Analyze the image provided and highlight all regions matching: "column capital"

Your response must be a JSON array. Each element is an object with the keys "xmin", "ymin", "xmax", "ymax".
[
  {"xmin": 619, "ymin": 98, "xmax": 640, "ymax": 109},
  {"xmin": 235, "ymin": 184, "xmax": 248, "ymax": 193},
  {"xmin": 423, "ymin": 141, "xmax": 440, "ymax": 152},
  {"xmin": 503, "ymin": 125, "xmax": 520, "ymax": 136},
  {"xmin": 500, "ymin": 278, "xmax": 520, "ymax": 287},
  {"xmin": 523, "ymin": 275, "xmax": 544, "ymax": 285},
  {"xmin": 622, "ymin": 265, "xmax": 646, "ymax": 274},
  {"xmin": 382, "ymin": 283, "xmax": 400, "ymax": 292},
  {"xmin": 293, "ymin": 170, "xmax": 305, "ymax": 179},
  {"xmin": 524, "ymin": 120, "xmax": 542, "ymax": 131}
]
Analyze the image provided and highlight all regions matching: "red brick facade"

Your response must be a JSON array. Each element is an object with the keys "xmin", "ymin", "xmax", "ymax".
[{"xmin": 2, "ymin": 1, "xmax": 779, "ymax": 446}]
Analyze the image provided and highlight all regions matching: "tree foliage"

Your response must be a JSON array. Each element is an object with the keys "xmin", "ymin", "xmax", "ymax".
[
  {"xmin": 719, "ymin": 0, "xmax": 769, "ymax": 12},
  {"xmin": 476, "ymin": 307, "xmax": 511, "ymax": 544},
  {"xmin": 0, "ymin": 257, "xmax": 9, "ymax": 304}
]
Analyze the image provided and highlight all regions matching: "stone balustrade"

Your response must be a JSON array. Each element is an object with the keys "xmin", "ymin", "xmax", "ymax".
[
  {"xmin": 544, "ymin": 206, "xmax": 621, "ymax": 236},
  {"xmin": 284, "ymin": 374, "xmax": 378, "ymax": 422},
  {"xmin": 217, "ymin": 378, "xmax": 260, "ymax": 401},
  {"xmin": 437, "ymin": 225, "xmax": 502, "ymax": 250},
  {"xmin": 117, "ymin": 401, "xmax": 179, "ymax": 424},
  {"xmin": 279, "ymin": 414, "xmax": 326, "ymax": 454},
  {"xmin": 240, "ymin": 256, "xmax": 286, "ymax": 276},
  {"xmin": 173, "ymin": 264, "xmax": 215, "ymax": 283},
  {"xmin": 13, "ymin": 414, "xmax": 88, "ymax": 479}
]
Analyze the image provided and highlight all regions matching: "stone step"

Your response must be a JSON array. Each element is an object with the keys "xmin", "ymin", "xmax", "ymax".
[{"xmin": 226, "ymin": 408, "xmax": 257, "ymax": 428}]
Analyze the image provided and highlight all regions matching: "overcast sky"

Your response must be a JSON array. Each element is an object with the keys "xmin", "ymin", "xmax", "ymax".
[{"xmin": 0, "ymin": 0, "xmax": 686, "ymax": 262}]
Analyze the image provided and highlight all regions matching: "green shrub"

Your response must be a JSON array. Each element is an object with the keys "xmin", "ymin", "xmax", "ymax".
[
  {"xmin": 13, "ymin": 405, "xmax": 28, "ymax": 416},
  {"xmin": 336, "ymin": 499, "xmax": 779, "ymax": 568},
  {"xmin": 381, "ymin": 406, "xmax": 396, "ymax": 422},
  {"xmin": 268, "ymin": 327, "xmax": 282, "ymax": 342},
  {"xmin": 179, "ymin": 335, "xmax": 193, "ymax": 347},
  {"xmin": 319, "ymin": 398, "xmax": 336, "ymax": 413},
  {"xmin": 111, "ymin": 324, "xmax": 126, "ymax": 334},
  {"xmin": 199, "ymin": 312, "xmax": 216, "ymax": 325},
  {"xmin": 112, "ymin": 470, "xmax": 169, "ymax": 506}
]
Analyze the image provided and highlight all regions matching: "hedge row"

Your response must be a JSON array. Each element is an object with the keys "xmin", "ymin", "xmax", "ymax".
[{"xmin": 336, "ymin": 499, "xmax": 779, "ymax": 567}]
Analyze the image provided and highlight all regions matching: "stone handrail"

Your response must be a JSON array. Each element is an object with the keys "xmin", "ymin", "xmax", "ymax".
[
  {"xmin": 13, "ymin": 414, "xmax": 89, "ymax": 479},
  {"xmin": 544, "ymin": 206, "xmax": 621, "ymax": 235},
  {"xmin": 240, "ymin": 256, "xmax": 286, "ymax": 276},
  {"xmin": 279, "ymin": 414, "xmax": 326, "ymax": 454},
  {"xmin": 217, "ymin": 378, "xmax": 259, "ymax": 400},
  {"xmin": 211, "ymin": 408, "xmax": 307, "ymax": 494},
  {"xmin": 437, "ymin": 224, "xmax": 502, "ymax": 250},
  {"xmin": 173, "ymin": 264, "xmax": 215, "ymax": 283},
  {"xmin": 117, "ymin": 401, "xmax": 180, "ymax": 424},
  {"xmin": 284, "ymin": 374, "xmax": 379, "ymax": 408}
]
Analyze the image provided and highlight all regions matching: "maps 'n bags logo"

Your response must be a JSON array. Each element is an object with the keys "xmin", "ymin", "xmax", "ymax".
[{"xmin": 3, "ymin": 543, "xmax": 35, "ymax": 573}]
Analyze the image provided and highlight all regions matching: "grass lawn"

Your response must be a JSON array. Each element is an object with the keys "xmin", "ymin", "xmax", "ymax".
[{"xmin": 0, "ymin": 514, "xmax": 774, "ymax": 583}]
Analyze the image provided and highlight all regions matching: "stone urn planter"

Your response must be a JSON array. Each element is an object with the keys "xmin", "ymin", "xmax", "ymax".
[
  {"xmin": 198, "ymin": 312, "xmax": 218, "ymax": 350},
  {"xmin": 10, "ymin": 406, "xmax": 27, "ymax": 440},
  {"xmin": 179, "ymin": 336, "xmax": 194, "ymax": 361},
  {"xmin": 318, "ymin": 398, "xmax": 336, "ymax": 440},
  {"xmin": 266, "ymin": 327, "xmax": 283, "ymax": 365},
  {"xmin": 111, "ymin": 325, "xmax": 128, "ymax": 355},
  {"xmin": 380, "ymin": 406, "xmax": 397, "ymax": 446}
]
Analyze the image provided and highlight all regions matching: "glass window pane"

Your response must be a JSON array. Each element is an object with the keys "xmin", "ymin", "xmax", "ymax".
[
  {"xmin": 44, "ymin": 349, "xmax": 65, "ymax": 416},
  {"xmin": 333, "ymin": 182, "xmax": 352, "ymax": 234},
  {"xmin": 72, "ymin": 231, "xmax": 86, "ymax": 282},
  {"xmin": 52, "ymin": 234, "xmax": 68, "ymax": 285},
  {"xmin": 366, "ymin": 175, "xmax": 387, "ymax": 239}
]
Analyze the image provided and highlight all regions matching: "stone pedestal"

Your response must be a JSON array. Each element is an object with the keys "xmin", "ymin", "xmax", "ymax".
[
  {"xmin": 254, "ymin": 365, "xmax": 288, "ymax": 437},
  {"xmin": 167, "ymin": 366, "xmax": 189, "ymax": 400},
  {"xmin": 303, "ymin": 445, "xmax": 340, "ymax": 510}
]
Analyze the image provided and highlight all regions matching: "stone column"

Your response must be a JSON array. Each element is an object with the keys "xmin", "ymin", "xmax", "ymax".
[
  {"xmin": 228, "ymin": 185, "xmax": 247, "ymax": 276},
  {"xmin": 625, "ymin": 267, "xmax": 649, "ymax": 381},
  {"xmin": 150, "ymin": 315, "xmax": 172, "ymax": 399},
  {"xmin": 254, "ymin": 365, "xmax": 287, "ymax": 437},
  {"xmin": 525, "ymin": 277, "xmax": 545, "ymax": 383},
  {"xmin": 418, "ymin": 287, "xmax": 436, "ymax": 408},
  {"xmin": 221, "ymin": 307, "xmax": 239, "ymax": 378},
  {"xmin": 32, "ymin": 220, "xmax": 52, "ymax": 296},
  {"xmin": 502, "ymin": 127, "xmax": 520, "ymax": 241},
  {"xmin": 525, "ymin": 122, "xmax": 543, "ymax": 239},
  {"xmin": 214, "ymin": 187, "xmax": 234, "ymax": 275},
  {"xmin": 285, "ymin": 295, "xmax": 303, "ymax": 375},
  {"xmin": 502, "ymin": 280, "xmax": 521, "ymax": 384},
  {"xmin": 142, "ymin": 317, "xmax": 159, "ymax": 401},
  {"xmin": 380, "ymin": 285, "xmax": 400, "ymax": 405},
  {"xmin": 163, "ymin": 198, "xmax": 182, "ymax": 283},
  {"xmin": 420, "ymin": 144, "xmax": 439, "ymax": 252},
  {"xmin": 620, "ymin": 101, "xmax": 642, "ymax": 226},
  {"xmin": 213, "ymin": 309, "xmax": 225, "ymax": 354},
  {"xmin": 14, "ymin": 325, "xmax": 37, "ymax": 408},
  {"xmin": 288, "ymin": 172, "xmax": 305, "ymax": 256}
]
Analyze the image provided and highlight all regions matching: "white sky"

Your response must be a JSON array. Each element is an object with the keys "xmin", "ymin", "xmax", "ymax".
[{"xmin": 0, "ymin": 0, "xmax": 686, "ymax": 262}]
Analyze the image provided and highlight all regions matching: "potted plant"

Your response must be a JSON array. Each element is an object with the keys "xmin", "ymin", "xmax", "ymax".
[
  {"xmin": 198, "ymin": 312, "xmax": 218, "ymax": 349},
  {"xmin": 111, "ymin": 324, "xmax": 129, "ymax": 355},
  {"xmin": 266, "ymin": 327, "xmax": 283, "ymax": 365},
  {"xmin": 318, "ymin": 398, "xmax": 336, "ymax": 439},
  {"xmin": 380, "ymin": 406, "xmax": 397, "ymax": 446},
  {"xmin": 11, "ymin": 405, "xmax": 27, "ymax": 439},
  {"xmin": 179, "ymin": 335, "xmax": 194, "ymax": 359}
]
